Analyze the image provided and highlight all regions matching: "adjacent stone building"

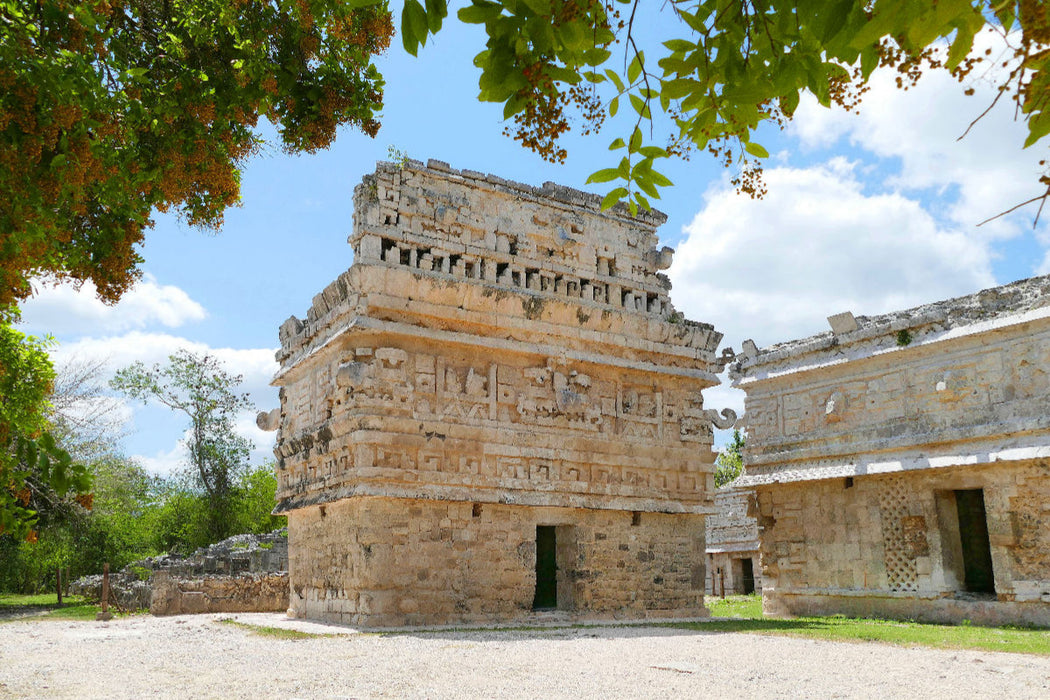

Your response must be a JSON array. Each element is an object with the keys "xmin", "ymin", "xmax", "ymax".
[
  {"xmin": 730, "ymin": 275, "xmax": 1050, "ymax": 626},
  {"xmin": 705, "ymin": 486, "xmax": 762, "ymax": 596},
  {"xmin": 265, "ymin": 159, "xmax": 731, "ymax": 627}
]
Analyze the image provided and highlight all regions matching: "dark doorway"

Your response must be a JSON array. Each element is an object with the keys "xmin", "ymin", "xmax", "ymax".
[
  {"xmin": 954, "ymin": 489, "xmax": 995, "ymax": 594},
  {"xmin": 740, "ymin": 557, "xmax": 756, "ymax": 595},
  {"xmin": 533, "ymin": 526, "xmax": 557, "ymax": 609}
]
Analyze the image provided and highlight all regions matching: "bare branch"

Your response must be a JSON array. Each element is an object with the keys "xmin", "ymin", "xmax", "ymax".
[{"xmin": 976, "ymin": 186, "xmax": 1050, "ymax": 228}]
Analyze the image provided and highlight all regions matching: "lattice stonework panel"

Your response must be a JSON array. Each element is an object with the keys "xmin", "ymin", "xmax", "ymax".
[{"xmin": 878, "ymin": 477, "xmax": 919, "ymax": 592}]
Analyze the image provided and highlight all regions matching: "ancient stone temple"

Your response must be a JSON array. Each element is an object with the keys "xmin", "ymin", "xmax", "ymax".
[
  {"xmin": 705, "ymin": 487, "xmax": 762, "ymax": 596},
  {"xmin": 264, "ymin": 159, "xmax": 729, "ymax": 627},
  {"xmin": 731, "ymin": 275, "xmax": 1050, "ymax": 626}
]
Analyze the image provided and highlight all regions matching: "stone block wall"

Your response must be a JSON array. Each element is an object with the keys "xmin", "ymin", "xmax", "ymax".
[
  {"xmin": 288, "ymin": 497, "xmax": 707, "ymax": 627},
  {"xmin": 732, "ymin": 275, "xmax": 1050, "ymax": 626},
  {"xmin": 150, "ymin": 572, "xmax": 290, "ymax": 616},
  {"xmin": 755, "ymin": 461, "xmax": 1050, "ymax": 626}
]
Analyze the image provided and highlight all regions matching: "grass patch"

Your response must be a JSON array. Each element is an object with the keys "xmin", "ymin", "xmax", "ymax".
[
  {"xmin": 0, "ymin": 593, "xmax": 101, "ymax": 622},
  {"xmin": 684, "ymin": 594, "xmax": 1050, "ymax": 656},
  {"xmin": 216, "ymin": 618, "xmax": 335, "ymax": 640},
  {"xmin": 706, "ymin": 594, "xmax": 764, "ymax": 619}
]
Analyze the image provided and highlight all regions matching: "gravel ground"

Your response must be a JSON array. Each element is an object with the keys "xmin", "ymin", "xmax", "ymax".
[{"xmin": 2, "ymin": 613, "xmax": 1049, "ymax": 699}]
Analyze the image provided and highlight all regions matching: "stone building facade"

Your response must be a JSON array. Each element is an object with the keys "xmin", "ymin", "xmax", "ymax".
[
  {"xmin": 705, "ymin": 487, "xmax": 762, "ymax": 596},
  {"xmin": 265, "ymin": 159, "xmax": 730, "ymax": 627},
  {"xmin": 730, "ymin": 276, "xmax": 1050, "ymax": 626}
]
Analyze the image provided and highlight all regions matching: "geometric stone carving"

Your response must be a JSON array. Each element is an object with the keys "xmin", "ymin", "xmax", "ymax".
[{"xmin": 704, "ymin": 407, "xmax": 738, "ymax": 430}]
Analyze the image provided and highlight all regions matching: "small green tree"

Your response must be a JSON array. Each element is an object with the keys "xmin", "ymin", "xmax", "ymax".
[
  {"xmin": 714, "ymin": 428, "xmax": 745, "ymax": 488},
  {"xmin": 111, "ymin": 350, "xmax": 253, "ymax": 544},
  {"xmin": 231, "ymin": 463, "xmax": 285, "ymax": 537}
]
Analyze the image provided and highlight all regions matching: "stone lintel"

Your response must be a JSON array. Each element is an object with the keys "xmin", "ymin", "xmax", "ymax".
[
  {"xmin": 274, "ymin": 315, "xmax": 721, "ymax": 387},
  {"xmin": 273, "ymin": 484, "xmax": 717, "ymax": 516}
]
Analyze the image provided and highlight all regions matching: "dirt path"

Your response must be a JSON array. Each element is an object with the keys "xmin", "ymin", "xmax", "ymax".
[{"xmin": 1, "ymin": 613, "xmax": 1048, "ymax": 699}]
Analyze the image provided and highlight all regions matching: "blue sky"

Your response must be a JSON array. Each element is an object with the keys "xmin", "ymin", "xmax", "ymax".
[{"xmin": 17, "ymin": 15, "xmax": 1050, "ymax": 476}]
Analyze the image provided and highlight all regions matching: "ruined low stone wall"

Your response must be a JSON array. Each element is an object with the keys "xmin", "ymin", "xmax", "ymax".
[
  {"xmin": 150, "ymin": 571, "xmax": 289, "ymax": 616},
  {"xmin": 69, "ymin": 573, "xmax": 152, "ymax": 611},
  {"xmin": 755, "ymin": 461, "xmax": 1050, "ymax": 626},
  {"xmin": 288, "ymin": 497, "xmax": 708, "ymax": 627}
]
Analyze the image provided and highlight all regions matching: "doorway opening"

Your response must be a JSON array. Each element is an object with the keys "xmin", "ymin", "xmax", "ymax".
[
  {"xmin": 740, "ymin": 557, "xmax": 756, "ymax": 594},
  {"xmin": 533, "ymin": 526, "xmax": 558, "ymax": 609},
  {"xmin": 954, "ymin": 489, "xmax": 995, "ymax": 594}
]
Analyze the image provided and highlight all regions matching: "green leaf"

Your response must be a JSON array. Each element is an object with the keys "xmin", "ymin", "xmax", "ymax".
[
  {"xmin": 521, "ymin": 0, "xmax": 551, "ymax": 15},
  {"xmin": 601, "ymin": 187, "xmax": 629, "ymax": 210},
  {"xmin": 609, "ymin": 96, "xmax": 619, "ymax": 117},
  {"xmin": 661, "ymin": 78, "xmax": 695, "ymax": 101},
  {"xmin": 425, "ymin": 0, "xmax": 447, "ymax": 33},
  {"xmin": 629, "ymin": 93, "xmax": 650, "ymax": 118},
  {"xmin": 662, "ymin": 39, "xmax": 695, "ymax": 53},
  {"xmin": 744, "ymin": 141, "xmax": 770, "ymax": 158},
  {"xmin": 586, "ymin": 168, "xmax": 622, "ymax": 184},
  {"xmin": 457, "ymin": 1, "xmax": 502, "ymax": 24},
  {"xmin": 402, "ymin": 0, "xmax": 428, "ymax": 56},
  {"xmin": 583, "ymin": 48, "xmax": 611, "ymax": 67},
  {"xmin": 817, "ymin": 0, "xmax": 855, "ymax": 43},
  {"xmin": 605, "ymin": 69, "xmax": 625, "ymax": 92},
  {"xmin": 1024, "ymin": 109, "xmax": 1050, "ymax": 148},
  {"xmin": 609, "ymin": 137, "xmax": 626, "ymax": 150},
  {"xmin": 635, "ymin": 173, "xmax": 660, "ymax": 198},
  {"xmin": 503, "ymin": 93, "xmax": 527, "ymax": 118},
  {"xmin": 779, "ymin": 89, "xmax": 801, "ymax": 117},
  {"xmin": 627, "ymin": 53, "xmax": 643, "ymax": 84},
  {"xmin": 628, "ymin": 126, "xmax": 642, "ymax": 152},
  {"xmin": 648, "ymin": 169, "xmax": 673, "ymax": 187}
]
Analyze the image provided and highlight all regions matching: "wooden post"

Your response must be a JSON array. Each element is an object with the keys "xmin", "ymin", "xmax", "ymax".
[
  {"xmin": 56, "ymin": 567, "xmax": 62, "ymax": 606},
  {"xmin": 96, "ymin": 563, "xmax": 113, "ymax": 621},
  {"xmin": 719, "ymin": 567, "xmax": 726, "ymax": 599}
]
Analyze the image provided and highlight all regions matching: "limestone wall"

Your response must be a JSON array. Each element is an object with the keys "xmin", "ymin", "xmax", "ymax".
[
  {"xmin": 731, "ymin": 275, "xmax": 1050, "ymax": 625},
  {"xmin": 271, "ymin": 160, "xmax": 726, "ymax": 519},
  {"xmin": 754, "ymin": 461, "xmax": 1050, "ymax": 626},
  {"xmin": 150, "ymin": 572, "xmax": 289, "ymax": 616},
  {"xmin": 269, "ymin": 160, "xmax": 727, "ymax": 627},
  {"xmin": 288, "ymin": 497, "xmax": 706, "ymax": 627},
  {"xmin": 731, "ymin": 275, "xmax": 1050, "ymax": 480}
]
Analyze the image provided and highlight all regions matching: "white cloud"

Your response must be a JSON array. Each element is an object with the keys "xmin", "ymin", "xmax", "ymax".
[
  {"xmin": 132, "ymin": 442, "xmax": 186, "ymax": 479},
  {"xmin": 51, "ymin": 332, "xmax": 279, "ymax": 402},
  {"xmin": 131, "ymin": 411, "xmax": 276, "ymax": 478},
  {"xmin": 669, "ymin": 161, "xmax": 995, "ymax": 352},
  {"xmin": 46, "ymin": 332, "xmax": 279, "ymax": 474},
  {"xmin": 235, "ymin": 411, "xmax": 277, "ymax": 466},
  {"xmin": 792, "ymin": 28, "xmax": 1049, "ymax": 248},
  {"xmin": 21, "ymin": 274, "xmax": 207, "ymax": 336}
]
